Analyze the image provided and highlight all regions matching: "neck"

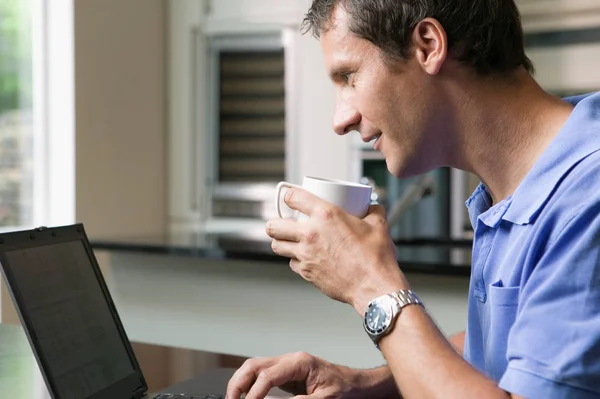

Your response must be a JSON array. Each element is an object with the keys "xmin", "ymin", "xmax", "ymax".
[{"xmin": 446, "ymin": 69, "xmax": 574, "ymax": 204}]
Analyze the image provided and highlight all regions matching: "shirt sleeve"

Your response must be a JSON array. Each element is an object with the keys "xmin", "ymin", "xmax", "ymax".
[{"xmin": 498, "ymin": 201, "xmax": 600, "ymax": 398}]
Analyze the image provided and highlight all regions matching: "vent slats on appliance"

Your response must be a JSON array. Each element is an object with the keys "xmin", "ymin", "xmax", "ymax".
[{"xmin": 218, "ymin": 51, "xmax": 285, "ymax": 182}]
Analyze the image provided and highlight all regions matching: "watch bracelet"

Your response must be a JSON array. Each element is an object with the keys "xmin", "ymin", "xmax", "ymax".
[{"xmin": 392, "ymin": 289, "xmax": 424, "ymax": 309}]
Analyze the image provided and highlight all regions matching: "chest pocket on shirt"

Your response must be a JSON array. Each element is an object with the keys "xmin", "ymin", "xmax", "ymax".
[{"xmin": 485, "ymin": 280, "xmax": 520, "ymax": 381}]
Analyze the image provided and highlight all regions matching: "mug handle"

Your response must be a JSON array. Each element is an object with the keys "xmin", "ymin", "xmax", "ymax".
[{"xmin": 275, "ymin": 181, "xmax": 302, "ymax": 218}]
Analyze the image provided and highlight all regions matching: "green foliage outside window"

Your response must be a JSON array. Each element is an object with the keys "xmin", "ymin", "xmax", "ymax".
[
  {"xmin": 0, "ymin": 0, "xmax": 33, "ymax": 228},
  {"xmin": 0, "ymin": 0, "xmax": 32, "ymax": 113}
]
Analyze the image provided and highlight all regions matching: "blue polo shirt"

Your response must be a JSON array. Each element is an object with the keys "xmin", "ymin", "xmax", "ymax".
[{"xmin": 463, "ymin": 92, "xmax": 600, "ymax": 398}]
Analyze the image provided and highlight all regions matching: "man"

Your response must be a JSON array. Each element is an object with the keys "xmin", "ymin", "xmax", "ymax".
[{"xmin": 226, "ymin": 0, "xmax": 600, "ymax": 398}]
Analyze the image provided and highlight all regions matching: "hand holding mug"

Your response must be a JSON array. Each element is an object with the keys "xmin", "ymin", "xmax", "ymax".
[{"xmin": 267, "ymin": 176, "xmax": 408, "ymax": 313}]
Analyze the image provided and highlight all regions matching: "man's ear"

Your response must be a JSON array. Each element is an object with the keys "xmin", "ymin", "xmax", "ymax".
[{"xmin": 411, "ymin": 17, "xmax": 448, "ymax": 75}]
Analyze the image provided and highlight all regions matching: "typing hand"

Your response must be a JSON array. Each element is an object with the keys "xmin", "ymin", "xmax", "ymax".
[{"xmin": 226, "ymin": 352, "xmax": 376, "ymax": 399}]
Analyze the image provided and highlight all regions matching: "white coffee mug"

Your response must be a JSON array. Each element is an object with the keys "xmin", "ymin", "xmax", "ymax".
[{"xmin": 275, "ymin": 176, "xmax": 372, "ymax": 219}]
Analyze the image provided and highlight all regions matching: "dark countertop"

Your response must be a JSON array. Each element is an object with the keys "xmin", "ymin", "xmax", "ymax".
[
  {"xmin": 0, "ymin": 324, "xmax": 286, "ymax": 397},
  {"xmin": 90, "ymin": 231, "xmax": 473, "ymax": 277}
]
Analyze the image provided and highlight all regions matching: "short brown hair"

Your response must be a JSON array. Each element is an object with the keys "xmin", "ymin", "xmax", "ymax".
[{"xmin": 302, "ymin": 0, "xmax": 534, "ymax": 76}]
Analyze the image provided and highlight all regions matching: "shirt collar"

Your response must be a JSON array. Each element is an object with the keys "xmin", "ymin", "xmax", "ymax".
[{"xmin": 466, "ymin": 91, "xmax": 600, "ymax": 227}]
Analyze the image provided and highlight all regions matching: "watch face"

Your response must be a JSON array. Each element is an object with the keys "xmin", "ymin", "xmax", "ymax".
[{"xmin": 364, "ymin": 300, "xmax": 392, "ymax": 335}]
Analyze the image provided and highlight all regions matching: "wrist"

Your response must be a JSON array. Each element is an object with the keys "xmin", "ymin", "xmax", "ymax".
[
  {"xmin": 352, "ymin": 274, "xmax": 410, "ymax": 314},
  {"xmin": 351, "ymin": 366, "xmax": 399, "ymax": 399}
]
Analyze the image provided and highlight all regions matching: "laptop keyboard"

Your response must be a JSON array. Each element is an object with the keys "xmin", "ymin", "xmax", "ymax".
[{"xmin": 153, "ymin": 394, "xmax": 224, "ymax": 399}]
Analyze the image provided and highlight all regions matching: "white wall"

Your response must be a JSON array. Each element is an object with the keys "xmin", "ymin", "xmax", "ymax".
[
  {"xmin": 291, "ymin": 30, "xmax": 356, "ymax": 182},
  {"xmin": 74, "ymin": 0, "xmax": 167, "ymax": 238}
]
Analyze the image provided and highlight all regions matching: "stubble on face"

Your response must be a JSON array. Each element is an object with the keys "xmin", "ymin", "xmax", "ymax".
[{"xmin": 320, "ymin": 6, "xmax": 447, "ymax": 178}]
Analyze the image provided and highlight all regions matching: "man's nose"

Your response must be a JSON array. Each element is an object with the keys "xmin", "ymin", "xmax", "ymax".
[{"xmin": 332, "ymin": 100, "xmax": 360, "ymax": 135}]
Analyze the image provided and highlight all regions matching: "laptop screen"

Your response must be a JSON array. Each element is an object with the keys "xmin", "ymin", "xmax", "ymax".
[{"xmin": 4, "ymin": 239, "xmax": 138, "ymax": 399}]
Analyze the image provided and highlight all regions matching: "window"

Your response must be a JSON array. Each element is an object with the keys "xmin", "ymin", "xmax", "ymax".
[
  {"xmin": 0, "ymin": 0, "xmax": 74, "ymax": 231},
  {"xmin": 0, "ymin": 0, "xmax": 33, "ymax": 227},
  {"xmin": 1, "ymin": 0, "xmax": 74, "ymax": 394}
]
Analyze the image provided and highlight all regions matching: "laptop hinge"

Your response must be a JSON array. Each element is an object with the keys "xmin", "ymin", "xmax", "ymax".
[{"xmin": 133, "ymin": 386, "xmax": 146, "ymax": 399}]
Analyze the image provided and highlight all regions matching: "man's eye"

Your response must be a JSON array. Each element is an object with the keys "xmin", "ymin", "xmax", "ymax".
[{"xmin": 342, "ymin": 73, "xmax": 352, "ymax": 83}]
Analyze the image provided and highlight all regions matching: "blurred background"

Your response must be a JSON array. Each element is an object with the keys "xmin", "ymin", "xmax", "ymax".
[{"xmin": 0, "ymin": 0, "xmax": 599, "ymax": 394}]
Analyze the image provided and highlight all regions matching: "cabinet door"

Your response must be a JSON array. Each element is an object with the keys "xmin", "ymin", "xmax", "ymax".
[
  {"xmin": 517, "ymin": 0, "xmax": 600, "ymax": 32},
  {"xmin": 204, "ymin": 0, "xmax": 302, "ymax": 33},
  {"xmin": 526, "ymin": 42, "xmax": 600, "ymax": 92},
  {"xmin": 168, "ymin": 0, "xmax": 208, "ymax": 228}
]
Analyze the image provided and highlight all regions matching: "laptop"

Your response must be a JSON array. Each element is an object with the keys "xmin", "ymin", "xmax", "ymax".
[{"xmin": 0, "ymin": 223, "xmax": 224, "ymax": 399}]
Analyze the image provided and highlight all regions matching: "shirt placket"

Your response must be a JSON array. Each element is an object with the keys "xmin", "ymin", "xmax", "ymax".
[{"xmin": 472, "ymin": 221, "xmax": 496, "ymax": 302}]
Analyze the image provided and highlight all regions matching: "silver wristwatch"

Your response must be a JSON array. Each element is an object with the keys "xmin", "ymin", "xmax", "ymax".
[{"xmin": 363, "ymin": 289, "xmax": 423, "ymax": 348}]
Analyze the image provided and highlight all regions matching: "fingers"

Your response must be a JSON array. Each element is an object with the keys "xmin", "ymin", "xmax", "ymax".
[
  {"xmin": 226, "ymin": 353, "xmax": 313, "ymax": 399},
  {"xmin": 266, "ymin": 218, "xmax": 302, "ymax": 259},
  {"xmin": 284, "ymin": 187, "xmax": 330, "ymax": 217},
  {"xmin": 363, "ymin": 204, "xmax": 387, "ymax": 226},
  {"xmin": 226, "ymin": 357, "xmax": 275, "ymax": 399},
  {"xmin": 292, "ymin": 392, "xmax": 332, "ymax": 399},
  {"xmin": 245, "ymin": 366, "xmax": 298, "ymax": 399},
  {"xmin": 266, "ymin": 218, "xmax": 301, "ymax": 242},
  {"xmin": 289, "ymin": 258, "xmax": 301, "ymax": 276},
  {"xmin": 242, "ymin": 353, "xmax": 310, "ymax": 399},
  {"xmin": 271, "ymin": 240, "xmax": 299, "ymax": 259}
]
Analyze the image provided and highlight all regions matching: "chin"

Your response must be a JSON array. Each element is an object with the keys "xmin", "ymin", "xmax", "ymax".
[
  {"xmin": 386, "ymin": 158, "xmax": 409, "ymax": 178},
  {"xmin": 386, "ymin": 156, "xmax": 430, "ymax": 179}
]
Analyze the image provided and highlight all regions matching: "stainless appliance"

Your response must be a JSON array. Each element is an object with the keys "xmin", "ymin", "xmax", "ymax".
[
  {"xmin": 204, "ymin": 33, "xmax": 286, "ymax": 223},
  {"xmin": 211, "ymin": 182, "xmax": 279, "ymax": 220}
]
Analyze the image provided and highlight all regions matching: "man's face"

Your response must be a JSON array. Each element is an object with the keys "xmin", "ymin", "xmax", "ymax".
[{"xmin": 321, "ymin": 6, "xmax": 448, "ymax": 178}]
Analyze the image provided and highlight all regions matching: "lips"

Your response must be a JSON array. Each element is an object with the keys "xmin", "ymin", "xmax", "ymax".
[
  {"xmin": 373, "ymin": 134, "xmax": 382, "ymax": 151},
  {"xmin": 361, "ymin": 133, "xmax": 382, "ymax": 143}
]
